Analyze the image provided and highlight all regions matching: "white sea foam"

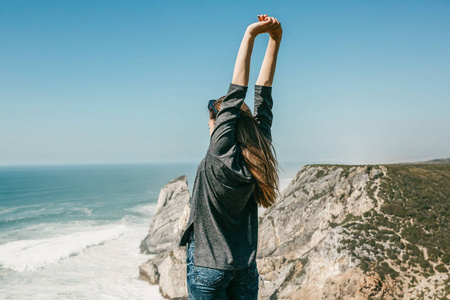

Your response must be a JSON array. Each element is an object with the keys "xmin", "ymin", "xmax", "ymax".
[
  {"xmin": 74, "ymin": 207, "xmax": 93, "ymax": 216},
  {"xmin": 0, "ymin": 204, "xmax": 43, "ymax": 215},
  {"xmin": 0, "ymin": 205, "xmax": 97, "ymax": 227},
  {"xmin": 0, "ymin": 221, "xmax": 163, "ymax": 299},
  {"xmin": 0, "ymin": 207, "xmax": 22, "ymax": 215},
  {"xmin": 0, "ymin": 224, "xmax": 130, "ymax": 272},
  {"xmin": 118, "ymin": 203, "xmax": 157, "ymax": 226},
  {"xmin": 0, "ymin": 163, "xmax": 173, "ymax": 299},
  {"xmin": 126, "ymin": 203, "xmax": 157, "ymax": 217}
]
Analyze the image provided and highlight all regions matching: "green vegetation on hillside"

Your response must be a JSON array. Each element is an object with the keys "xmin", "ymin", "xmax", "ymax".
[
  {"xmin": 379, "ymin": 163, "xmax": 450, "ymax": 256},
  {"xmin": 333, "ymin": 161, "xmax": 450, "ymax": 296}
]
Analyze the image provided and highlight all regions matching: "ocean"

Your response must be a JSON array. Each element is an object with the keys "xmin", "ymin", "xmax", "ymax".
[{"xmin": 0, "ymin": 161, "xmax": 302, "ymax": 299}]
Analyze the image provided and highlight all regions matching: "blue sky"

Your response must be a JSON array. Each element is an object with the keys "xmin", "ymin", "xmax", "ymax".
[{"xmin": 1, "ymin": 0, "xmax": 449, "ymax": 167}]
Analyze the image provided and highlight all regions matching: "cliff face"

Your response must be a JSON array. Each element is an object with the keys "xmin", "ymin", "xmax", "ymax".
[
  {"xmin": 138, "ymin": 161, "xmax": 450, "ymax": 300},
  {"xmin": 256, "ymin": 164, "xmax": 382, "ymax": 299},
  {"xmin": 139, "ymin": 175, "xmax": 190, "ymax": 299},
  {"xmin": 257, "ymin": 162, "xmax": 449, "ymax": 300},
  {"xmin": 140, "ymin": 175, "xmax": 190, "ymax": 255}
]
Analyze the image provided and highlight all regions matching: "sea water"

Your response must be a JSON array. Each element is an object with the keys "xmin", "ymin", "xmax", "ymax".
[{"xmin": 0, "ymin": 162, "xmax": 302, "ymax": 299}]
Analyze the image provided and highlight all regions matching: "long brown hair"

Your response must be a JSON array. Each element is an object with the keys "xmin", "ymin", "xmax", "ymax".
[{"xmin": 209, "ymin": 96, "xmax": 280, "ymax": 208}]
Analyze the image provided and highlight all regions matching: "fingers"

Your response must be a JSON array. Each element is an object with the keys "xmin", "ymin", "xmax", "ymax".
[
  {"xmin": 269, "ymin": 17, "xmax": 280, "ymax": 30},
  {"xmin": 258, "ymin": 14, "xmax": 270, "ymax": 22},
  {"xmin": 258, "ymin": 15, "xmax": 279, "ymax": 25},
  {"xmin": 267, "ymin": 17, "xmax": 278, "ymax": 29},
  {"xmin": 255, "ymin": 14, "xmax": 281, "ymax": 33}
]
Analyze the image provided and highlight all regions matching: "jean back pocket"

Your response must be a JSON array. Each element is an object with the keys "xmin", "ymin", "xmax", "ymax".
[{"xmin": 194, "ymin": 265, "xmax": 226, "ymax": 287}]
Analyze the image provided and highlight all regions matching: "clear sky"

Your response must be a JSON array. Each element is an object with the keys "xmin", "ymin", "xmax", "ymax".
[{"xmin": 1, "ymin": 0, "xmax": 449, "ymax": 167}]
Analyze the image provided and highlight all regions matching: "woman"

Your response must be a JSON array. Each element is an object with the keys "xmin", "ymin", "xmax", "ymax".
[{"xmin": 178, "ymin": 14, "xmax": 282, "ymax": 299}]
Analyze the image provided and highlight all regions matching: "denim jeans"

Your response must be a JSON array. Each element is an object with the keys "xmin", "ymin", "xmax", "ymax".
[{"xmin": 186, "ymin": 230, "xmax": 259, "ymax": 299}]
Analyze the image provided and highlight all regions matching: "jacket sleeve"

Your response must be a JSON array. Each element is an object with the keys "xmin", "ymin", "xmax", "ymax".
[
  {"xmin": 208, "ymin": 83, "xmax": 248, "ymax": 157},
  {"xmin": 254, "ymin": 85, "xmax": 273, "ymax": 142}
]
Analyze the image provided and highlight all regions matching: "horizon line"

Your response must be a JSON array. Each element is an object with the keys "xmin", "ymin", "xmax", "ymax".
[{"xmin": 0, "ymin": 156, "xmax": 447, "ymax": 168}]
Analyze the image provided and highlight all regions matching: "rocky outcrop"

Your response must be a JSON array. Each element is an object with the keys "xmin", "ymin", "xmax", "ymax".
[
  {"xmin": 256, "ymin": 163, "xmax": 449, "ymax": 299},
  {"xmin": 140, "ymin": 175, "xmax": 190, "ymax": 254},
  {"xmin": 139, "ymin": 175, "xmax": 190, "ymax": 299},
  {"xmin": 256, "ymin": 165, "xmax": 384, "ymax": 299},
  {"xmin": 139, "ymin": 161, "xmax": 450, "ymax": 300}
]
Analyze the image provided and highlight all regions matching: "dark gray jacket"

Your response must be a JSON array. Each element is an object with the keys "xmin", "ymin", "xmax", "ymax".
[{"xmin": 178, "ymin": 83, "xmax": 273, "ymax": 270}]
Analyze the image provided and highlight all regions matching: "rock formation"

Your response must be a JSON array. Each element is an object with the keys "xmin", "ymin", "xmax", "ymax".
[
  {"xmin": 139, "ymin": 160, "xmax": 450, "ymax": 300},
  {"xmin": 256, "ymin": 162, "xmax": 449, "ymax": 299},
  {"xmin": 139, "ymin": 175, "xmax": 190, "ymax": 299}
]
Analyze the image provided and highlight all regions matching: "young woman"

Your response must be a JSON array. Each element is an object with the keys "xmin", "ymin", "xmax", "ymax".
[{"xmin": 178, "ymin": 14, "xmax": 282, "ymax": 299}]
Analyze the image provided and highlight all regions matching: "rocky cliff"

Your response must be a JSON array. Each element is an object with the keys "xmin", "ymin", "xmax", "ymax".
[
  {"xmin": 139, "ymin": 175, "xmax": 190, "ymax": 299},
  {"xmin": 138, "ymin": 160, "xmax": 450, "ymax": 300}
]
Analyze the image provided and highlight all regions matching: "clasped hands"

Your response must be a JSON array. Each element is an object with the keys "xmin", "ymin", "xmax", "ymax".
[{"xmin": 247, "ymin": 14, "xmax": 283, "ymax": 42}]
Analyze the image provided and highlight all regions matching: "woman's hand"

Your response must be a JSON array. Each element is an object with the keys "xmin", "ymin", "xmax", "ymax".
[
  {"xmin": 257, "ymin": 15, "xmax": 283, "ymax": 42},
  {"xmin": 246, "ymin": 14, "xmax": 281, "ymax": 38}
]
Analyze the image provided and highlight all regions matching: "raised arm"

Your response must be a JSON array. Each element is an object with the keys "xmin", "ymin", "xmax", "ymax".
[
  {"xmin": 254, "ymin": 16, "xmax": 282, "ymax": 142},
  {"xmin": 256, "ymin": 16, "xmax": 282, "ymax": 87},
  {"xmin": 231, "ymin": 15, "xmax": 282, "ymax": 87}
]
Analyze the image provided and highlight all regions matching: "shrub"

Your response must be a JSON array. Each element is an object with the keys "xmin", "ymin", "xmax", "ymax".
[
  {"xmin": 427, "ymin": 247, "xmax": 441, "ymax": 262},
  {"xmin": 381, "ymin": 203, "xmax": 407, "ymax": 217},
  {"xmin": 419, "ymin": 259, "xmax": 431, "ymax": 269},
  {"xmin": 360, "ymin": 256, "xmax": 371, "ymax": 273},
  {"xmin": 442, "ymin": 253, "xmax": 450, "ymax": 264},
  {"xmin": 435, "ymin": 264, "xmax": 448, "ymax": 273}
]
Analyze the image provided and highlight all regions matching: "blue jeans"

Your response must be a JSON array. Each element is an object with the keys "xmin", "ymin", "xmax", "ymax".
[{"xmin": 186, "ymin": 230, "xmax": 259, "ymax": 299}]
